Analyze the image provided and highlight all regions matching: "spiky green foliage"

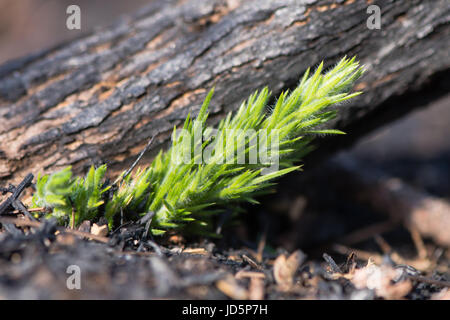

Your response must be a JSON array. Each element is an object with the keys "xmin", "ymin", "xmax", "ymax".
[
  {"xmin": 32, "ymin": 57, "xmax": 364, "ymax": 235},
  {"xmin": 32, "ymin": 165, "xmax": 110, "ymax": 226}
]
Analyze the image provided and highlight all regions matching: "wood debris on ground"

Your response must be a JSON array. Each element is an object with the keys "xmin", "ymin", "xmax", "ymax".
[{"xmin": 0, "ymin": 152, "xmax": 449, "ymax": 300}]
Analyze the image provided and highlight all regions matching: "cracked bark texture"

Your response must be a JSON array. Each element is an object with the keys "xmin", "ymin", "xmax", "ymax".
[{"xmin": 0, "ymin": 0, "xmax": 449, "ymax": 184}]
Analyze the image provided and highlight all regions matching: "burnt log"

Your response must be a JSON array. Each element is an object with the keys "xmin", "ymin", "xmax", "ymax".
[{"xmin": 0, "ymin": 0, "xmax": 449, "ymax": 183}]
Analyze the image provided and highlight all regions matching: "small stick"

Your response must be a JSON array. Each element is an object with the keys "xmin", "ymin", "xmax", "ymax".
[
  {"xmin": 113, "ymin": 137, "xmax": 154, "ymax": 185},
  {"xmin": 10, "ymin": 207, "xmax": 46, "ymax": 214},
  {"xmin": 235, "ymin": 270, "xmax": 266, "ymax": 279},
  {"xmin": 322, "ymin": 253, "xmax": 343, "ymax": 273},
  {"xmin": 332, "ymin": 244, "xmax": 383, "ymax": 265},
  {"xmin": 242, "ymin": 254, "xmax": 263, "ymax": 270},
  {"xmin": 138, "ymin": 211, "xmax": 155, "ymax": 239},
  {"xmin": 71, "ymin": 207, "xmax": 75, "ymax": 230}
]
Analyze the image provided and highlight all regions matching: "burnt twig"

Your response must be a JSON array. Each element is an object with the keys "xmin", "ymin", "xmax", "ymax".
[
  {"xmin": 323, "ymin": 253, "xmax": 343, "ymax": 274},
  {"xmin": 113, "ymin": 137, "xmax": 154, "ymax": 185},
  {"xmin": 0, "ymin": 173, "xmax": 33, "ymax": 215}
]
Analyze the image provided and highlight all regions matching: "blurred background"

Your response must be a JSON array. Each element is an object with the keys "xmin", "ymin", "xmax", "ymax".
[
  {"xmin": 1, "ymin": 0, "xmax": 449, "ymax": 252},
  {"xmin": 0, "ymin": 0, "xmax": 149, "ymax": 65}
]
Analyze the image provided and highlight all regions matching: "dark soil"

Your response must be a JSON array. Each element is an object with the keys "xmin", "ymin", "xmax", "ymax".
[{"xmin": 1, "ymin": 154, "xmax": 449, "ymax": 300}]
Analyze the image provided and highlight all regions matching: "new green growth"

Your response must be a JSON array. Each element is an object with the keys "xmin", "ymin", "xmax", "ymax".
[{"xmin": 32, "ymin": 57, "xmax": 364, "ymax": 236}]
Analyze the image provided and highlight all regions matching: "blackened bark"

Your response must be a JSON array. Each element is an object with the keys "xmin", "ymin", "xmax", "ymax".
[{"xmin": 0, "ymin": 0, "xmax": 449, "ymax": 183}]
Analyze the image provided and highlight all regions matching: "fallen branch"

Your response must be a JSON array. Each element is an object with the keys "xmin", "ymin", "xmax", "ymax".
[
  {"xmin": 1, "ymin": 0, "xmax": 448, "ymax": 185},
  {"xmin": 327, "ymin": 155, "xmax": 450, "ymax": 247}
]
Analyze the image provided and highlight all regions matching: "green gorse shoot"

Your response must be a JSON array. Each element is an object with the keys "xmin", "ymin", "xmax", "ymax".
[{"xmin": 31, "ymin": 57, "xmax": 364, "ymax": 236}]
